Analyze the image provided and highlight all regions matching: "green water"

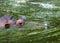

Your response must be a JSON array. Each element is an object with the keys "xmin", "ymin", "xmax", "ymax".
[{"xmin": 0, "ymin": 0, "xmax": 60, "ymax": 43}]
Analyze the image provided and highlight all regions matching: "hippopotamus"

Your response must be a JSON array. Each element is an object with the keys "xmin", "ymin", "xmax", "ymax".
[
  {"xmin": 16, "ymin": 16, "xmax": 26, "ymax": 27},
  {"xmin": 0, "ymin": 14, "xmax": 26, "ymax": 28},
  {"xmin": 0, "ymin": 14, "xmax": 15, "ymax": 28}
]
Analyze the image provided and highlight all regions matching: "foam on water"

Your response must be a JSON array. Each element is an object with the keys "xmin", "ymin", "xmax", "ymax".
[{"xmin": 30, "ymin": 2, "xmax": 58, "ymax": 9}]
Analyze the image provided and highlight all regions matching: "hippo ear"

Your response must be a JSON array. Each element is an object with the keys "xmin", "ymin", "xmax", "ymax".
[{"xmin": 20, "ymin": 16, "xmax": 26, "ymax": 20}]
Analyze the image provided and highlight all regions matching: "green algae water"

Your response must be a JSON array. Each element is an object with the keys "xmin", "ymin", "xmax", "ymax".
[{"xmin": 0, "ymin": 0, "xmax": 60, "ymax": 43}]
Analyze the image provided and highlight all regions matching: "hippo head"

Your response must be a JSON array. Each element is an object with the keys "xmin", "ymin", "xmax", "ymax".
[{"xmin": 16, "ymin": 16, "xmax": 26, "ymax": 26}]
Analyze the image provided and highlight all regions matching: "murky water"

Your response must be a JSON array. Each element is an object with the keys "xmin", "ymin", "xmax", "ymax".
[{"xmin": 0, "ymin": 0, "xmax": 60, "ymax": 43}]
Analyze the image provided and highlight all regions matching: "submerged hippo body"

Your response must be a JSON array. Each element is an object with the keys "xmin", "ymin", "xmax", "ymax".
[{"xmin": 0, "ymin": 14, "xmax": 15, "ymax": 28}]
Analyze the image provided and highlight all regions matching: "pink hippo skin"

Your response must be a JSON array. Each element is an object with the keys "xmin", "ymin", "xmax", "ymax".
[
  {"xmin": 0, "ymin": 14, "xmax": 15, "ymax": 28},
  {"xmin": 16, "ymin": 16, "xmax": 26, "ymax": 27}
]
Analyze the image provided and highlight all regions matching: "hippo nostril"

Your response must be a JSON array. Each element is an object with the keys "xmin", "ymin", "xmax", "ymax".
[
  {"xmin": 19, "ymin": 23, "xmax": 22, "ymax": 26},
  {"xmin": 5, "ymin": 24, "xmax": 10, "ymax": 28}
]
